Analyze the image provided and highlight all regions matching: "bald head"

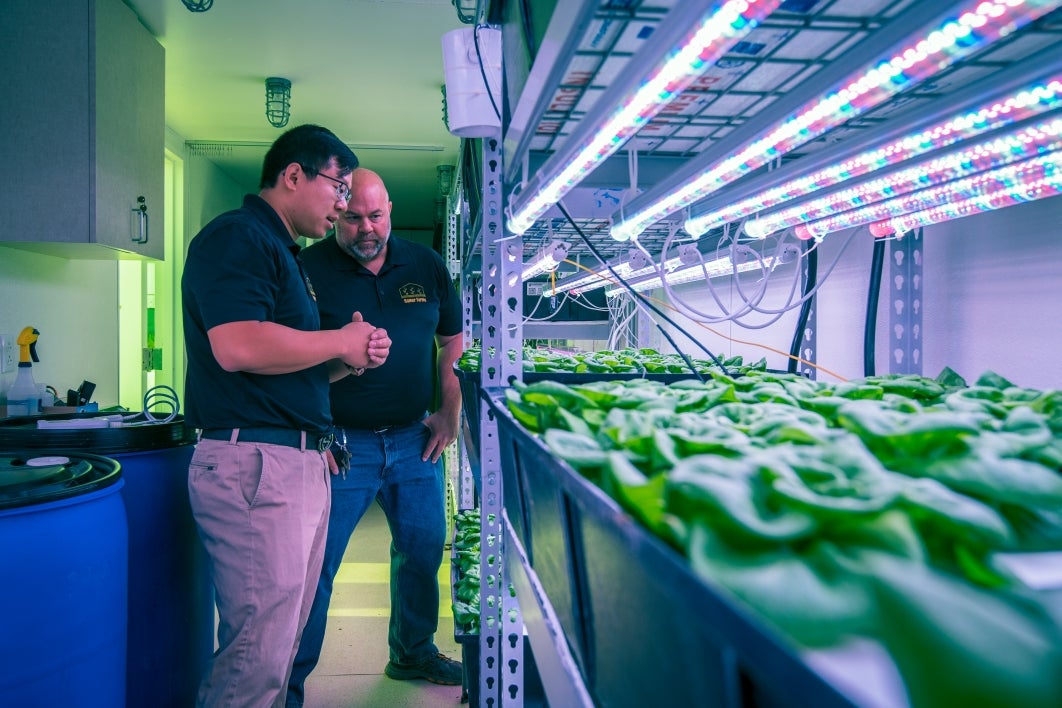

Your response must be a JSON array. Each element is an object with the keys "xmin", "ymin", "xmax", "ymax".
[
  {"xmin": 336, "ymin": 168, "xmax": 393, "ymax": 267},
  {"xmin": 350, "ymin": 168, "xmax": 389, "ymax": 201}
]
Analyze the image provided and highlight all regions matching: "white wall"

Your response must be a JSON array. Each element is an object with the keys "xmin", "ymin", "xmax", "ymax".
[
  {"xmin": 0, "ymin": 248, "xmax": 120, "ymax": 405},
  {"xmin": 923, "ymin": 197, "xmax": 1061, "ymax": 389},
  {"xmin": 652, "ymin": 195, "xmax": 1062, "ymax": 389}
]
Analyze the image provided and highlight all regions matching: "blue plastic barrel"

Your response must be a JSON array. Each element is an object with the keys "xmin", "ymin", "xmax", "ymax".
[
  {"xmin": 0, "ymin": 415, "xmax": 212, "ymax": 707},
  {"xmin": 0, "ymin": 452, "xmax": 127, "ymax": 706},
  {"xmin": 119, "ymin": 443, "xmax": 212, "ymax": 706}
]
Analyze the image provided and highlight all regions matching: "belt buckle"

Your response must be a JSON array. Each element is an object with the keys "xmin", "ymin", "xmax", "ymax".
[{"xmin": 316, "ymin": 432, "xmax": 335, "ymax": 453}]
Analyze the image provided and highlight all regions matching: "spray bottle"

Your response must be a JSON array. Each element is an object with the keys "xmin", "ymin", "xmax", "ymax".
[{"xmin": 6, "ymin": 327, "xmax": 41, "ymax": 416}]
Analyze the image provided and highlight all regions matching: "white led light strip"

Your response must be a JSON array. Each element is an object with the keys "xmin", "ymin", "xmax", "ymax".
[
  {"xmin": 684, "ymin": 77, "xmax": 1062, "ymax": 236},
  {"xmin": 744, "ymin": 118, "xmax": 1062, "ymax": 238},
  {"xmin": 551, "ymin": 254, "xmax": 687, "ymax": 295},
  {"xmin": 611, "ymin": 0, "xmax": 1062, "ymax": 242},
  {"xmin": 604, "ymin": 255, "xmax": 772, "ymax": 297},
  {"xmin": 505, "ymin": 0, "xmax": 783, "ymax": 235},
  {"xmin": 551, "ymin": 259, "xmax": 634, "ymax": 294},
  {"xmin": 794, "ymin": 150, "xmax": 1062, "ymax": 239},
  {"xmin": 521, "ymin": 241, "xmax": 570, "ymax": 280},
  {"xmin": 872, "ymin": 162, "xmax": 1062, "ymax": 236}
]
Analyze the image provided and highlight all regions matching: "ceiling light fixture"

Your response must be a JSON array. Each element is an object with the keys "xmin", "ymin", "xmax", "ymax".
[
  {"xmin": 181, "ymin": 0, "xmax": 213, "ymax": 11},
  {"xmin": 505, "ymin": 0, "xmax": 783, "ymax": 236},
  {"xmin": 265, "ymin": 77, "xmax": 292, "ymax": 129},
  {"xmin": 610, "ymin": 0, "xmax": 1061, "ymax": 242}
]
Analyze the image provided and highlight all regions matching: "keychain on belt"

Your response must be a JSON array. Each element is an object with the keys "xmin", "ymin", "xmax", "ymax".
[{"xmin": 334, "ymin": 429, "xmax": 352, "ymax": 477}]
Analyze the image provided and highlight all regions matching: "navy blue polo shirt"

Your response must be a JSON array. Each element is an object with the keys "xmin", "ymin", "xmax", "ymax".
[
  {"xmin": 300, "ymin": 234, "xmax": 461, "ymax": 428},
  {"xmin": 181, "ymin": 194, "xmax": 332, "ymax": 435}
]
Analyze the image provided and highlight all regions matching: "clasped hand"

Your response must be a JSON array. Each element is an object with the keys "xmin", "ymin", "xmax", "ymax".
[{"xmin": 340, "ymin": 311, "xmax": 391, "ymax": 369}]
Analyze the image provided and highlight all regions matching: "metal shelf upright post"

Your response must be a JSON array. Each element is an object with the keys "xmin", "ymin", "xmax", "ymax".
[
  {"xmin": 889, "ymin": 228, "xmax": 924, "ymax": 375},
  {"xmin": 476, "ymin": 134, "xmax": 526, "ymax": 705}
]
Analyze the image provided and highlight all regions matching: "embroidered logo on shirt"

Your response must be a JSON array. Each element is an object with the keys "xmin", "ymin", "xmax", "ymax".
[{"xmin": 399, "ymin": 283, "xmax": 428, "ymax": 304}]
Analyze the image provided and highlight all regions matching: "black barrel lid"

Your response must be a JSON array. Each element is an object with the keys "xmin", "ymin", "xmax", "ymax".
[
  {"xmin": 0, "ymin": 452, "xmax": 122, "ymax": 510},
  {"xmin": 0, "ymin": 413, "xmax": 196, "ymax": 454}
]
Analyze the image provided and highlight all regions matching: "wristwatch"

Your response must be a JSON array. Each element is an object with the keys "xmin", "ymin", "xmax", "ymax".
[{"xmin": 346, "ymin": 365, "xmax": 366, "ymax": 377}]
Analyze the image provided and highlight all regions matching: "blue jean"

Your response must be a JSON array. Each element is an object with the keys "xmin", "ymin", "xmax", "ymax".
[{"xmin": 286, "ymin": 420, "xmax": 447, "ymax": 707}]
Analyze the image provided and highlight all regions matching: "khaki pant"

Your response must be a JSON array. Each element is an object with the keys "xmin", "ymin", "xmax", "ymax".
[{"xmin": 188, "ymin": 437, "xmax": 331, "ymax": 708}]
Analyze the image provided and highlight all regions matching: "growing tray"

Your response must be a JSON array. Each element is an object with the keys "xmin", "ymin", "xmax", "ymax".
[{"xmin": 485, "ymin": 391, "xmax": 862, "ymax": 708}]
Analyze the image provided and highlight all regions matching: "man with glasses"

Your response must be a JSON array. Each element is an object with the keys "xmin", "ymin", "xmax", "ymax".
[
  {"xmin": 286, "ymin": 168, "xmax": 464, "ymax": 706},
  {"xmin": 182, "ymin": 124, "xmax": 392, "ymax": 707}
]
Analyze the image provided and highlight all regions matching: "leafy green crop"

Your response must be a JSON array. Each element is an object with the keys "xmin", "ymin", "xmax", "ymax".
[
  {"xmin": 452, "ymin": 508, "xmax": 482, "ymax": 634},
  {"xmin": 450, "ymin": 508, "xmax": 518, "ymax": 636},
  {"xmin": 504, "ymin": 368, "xmax": 1062, "ymax": 704},
  {"xmin": 456, "ymin": 345, "xmax": 759, "ymax": 376}
]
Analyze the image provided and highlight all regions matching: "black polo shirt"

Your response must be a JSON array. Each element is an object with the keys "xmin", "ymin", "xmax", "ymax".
[
  {"xmin": 300, "ymin": 234, "xmax": 461, "ymax": 428},
  {"xmin": 181, "ymin": 194, "xmax": 332, "ymax": 435}
]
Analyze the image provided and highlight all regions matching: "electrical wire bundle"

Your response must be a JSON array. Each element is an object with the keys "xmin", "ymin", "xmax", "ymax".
[{"xmin": 119, "ymin": 385, "xmax": 181, "ymax": 426}]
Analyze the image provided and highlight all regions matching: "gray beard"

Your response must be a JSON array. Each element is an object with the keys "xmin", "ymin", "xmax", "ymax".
[{"xmin": 342, "ymin": 238, "xmax": 384, "ymax": 262}]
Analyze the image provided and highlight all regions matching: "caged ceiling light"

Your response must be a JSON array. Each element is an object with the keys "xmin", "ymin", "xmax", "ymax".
[
  {"xmin": 181, "ymin": 0, "xmax": 214, "ymax": 11},
  {"xmin": 265, "ymin": 77, "xmax": 292, "ymax": 129}
]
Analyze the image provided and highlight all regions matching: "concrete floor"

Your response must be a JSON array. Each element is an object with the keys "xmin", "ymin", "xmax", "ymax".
[{"xmin": 300, "ymin": 502, "xmax": 465, "ymax": 708}]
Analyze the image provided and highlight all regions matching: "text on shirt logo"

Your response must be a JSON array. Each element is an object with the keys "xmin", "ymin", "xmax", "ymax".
[{"xmin": 399, "ymin": 283, "xmax": 427, "ymax": 304}]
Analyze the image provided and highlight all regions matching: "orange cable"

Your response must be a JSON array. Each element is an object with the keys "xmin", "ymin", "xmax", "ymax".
[{"xmin": 561, "ymin": 259, "xmax": 849, "ymax": 382}]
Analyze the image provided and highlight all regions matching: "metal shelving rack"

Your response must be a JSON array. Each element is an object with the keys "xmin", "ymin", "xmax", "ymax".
[{"xmin": 450, "ymin": 0, "xmax": 1062, "ymax": 704}]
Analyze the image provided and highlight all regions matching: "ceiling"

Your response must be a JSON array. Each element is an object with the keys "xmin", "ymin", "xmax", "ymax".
[
  {"xmin": 127, "ymin": 0, "xmax": 1062, "ymax": 256},
  {"xmin": 124, "ymin": 0, "xmax": 468, "ymax": 233}
]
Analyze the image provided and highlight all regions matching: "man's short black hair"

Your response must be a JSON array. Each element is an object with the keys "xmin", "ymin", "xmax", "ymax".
[{"xmin": 259, "ymin": 124, "xmax": 359, "ymax": 189}]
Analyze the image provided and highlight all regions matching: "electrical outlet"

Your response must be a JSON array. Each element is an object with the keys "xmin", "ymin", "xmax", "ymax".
[{"xmin": 0, "ymin": 333, "xmax": 15, "ymax": 374}]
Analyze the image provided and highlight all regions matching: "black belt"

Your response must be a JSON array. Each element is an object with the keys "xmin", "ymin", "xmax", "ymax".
[{"xmin": 199, "ymin": 427, "xmax": 335, "ymax": 453}]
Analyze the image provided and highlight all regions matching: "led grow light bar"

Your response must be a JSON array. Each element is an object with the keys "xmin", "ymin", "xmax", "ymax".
[
  {"xmin": 505, "ymin": 0, "xmax": 783, "ymax": 236},
  {"xmin": 684, "ymin": 74, "xmax": 1062, "ymax": 237},
  {"xmin": 744, "ymin": 117, "xmax": 1062, "ymax": 238},
  {"xmin": 551, "ymin": 252, "xmax": 687, "ymax": 295},
  {"xmin": 870, "ymin": 159, "xmax": 1062, "ymax": 236},
  {"xmin": 550, "ymin": 257, "xmax": 632, "ymax": 294},
  {"xmin": 794, "ymin": 150, "xmax": 1062, "ymax": 239},
  {"xmin": 604, "ymin": 255, "xmax": 772, "ymax": 297},
  {"xmin": 610, "ymin": 0, "xmax": 1062, "ymax": 242},
  {"xmin": 521, "ymin": 241, "xmax": 570, "ymax": 280}
]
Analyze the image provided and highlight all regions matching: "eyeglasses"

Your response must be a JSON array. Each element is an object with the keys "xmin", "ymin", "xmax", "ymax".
[
  {"xmin": 302, "ymin": 166, "xmax": 351, "ymax": 203},
  {"xmin": 315, "ymin": 172, "xmax": 352, "ymax": 203}
]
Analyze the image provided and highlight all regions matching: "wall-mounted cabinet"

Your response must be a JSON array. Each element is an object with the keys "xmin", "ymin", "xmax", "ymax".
[{"xmin": 1, "ymin": 0, "xmax": 165, "ymax": 260}]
